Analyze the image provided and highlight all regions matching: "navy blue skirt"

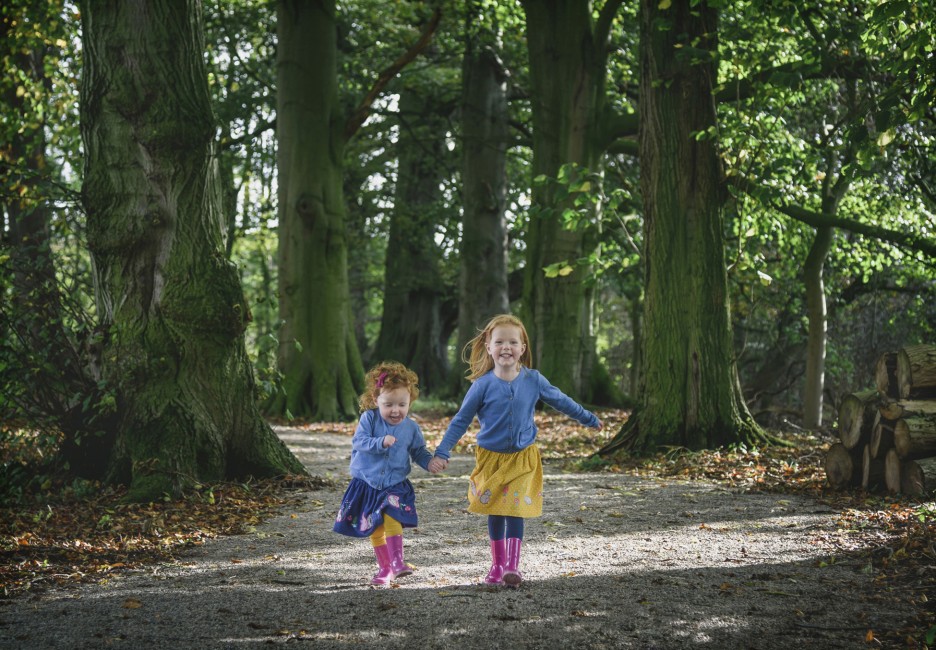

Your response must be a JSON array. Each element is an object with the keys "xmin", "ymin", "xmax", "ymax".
[{"xmin": 333, "ymin": 477, "xmax": 418, "ymax": 538}]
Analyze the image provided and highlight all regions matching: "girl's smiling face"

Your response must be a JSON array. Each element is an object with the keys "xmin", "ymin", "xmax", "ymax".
[
  {"xmin": 486, "ymin": 324, "xmax": 526, "ymax": 374},
  {"xmin": 377, "ymin": 387, "xmax": 411, "ymax": 425}
]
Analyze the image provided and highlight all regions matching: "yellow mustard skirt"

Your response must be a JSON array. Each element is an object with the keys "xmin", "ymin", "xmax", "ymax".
[{"xmin": 467, "ymin": 445, "xmax": 543, "ymax": 517}]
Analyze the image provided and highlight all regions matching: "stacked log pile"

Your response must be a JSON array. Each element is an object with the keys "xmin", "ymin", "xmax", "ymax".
[{"xmin": 825, "ymin": 344, "xmax": 936, "ymax": 495}]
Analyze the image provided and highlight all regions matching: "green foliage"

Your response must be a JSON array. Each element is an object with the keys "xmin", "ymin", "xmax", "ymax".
[
  {"xmin": 1, "ymin": 0, "xmax": 933, "ymax": 444},
  {"xmin": 530, "ymin": 161, "xmax": 643, "ymax": 397},
  {"xmin": 713, "ymin": 0, "xmax": 936, "ymax": 423}
]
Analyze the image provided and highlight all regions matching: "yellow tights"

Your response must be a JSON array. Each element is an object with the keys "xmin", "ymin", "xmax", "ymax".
[{"xmin": 369, "ymin": 514, "xmax": 402, "ymax": 547}]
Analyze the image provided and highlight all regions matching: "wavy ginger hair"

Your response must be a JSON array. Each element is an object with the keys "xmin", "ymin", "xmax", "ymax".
[
  {"xmin": 359, "ymin": 361, "xmax": 420, "ymax": 412},
  {"xmin": 463, "ymin": 314, "xmax": 533, "ymax": 381}
]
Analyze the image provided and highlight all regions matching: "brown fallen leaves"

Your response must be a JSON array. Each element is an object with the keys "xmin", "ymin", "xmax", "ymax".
[{"xmin": 0, "ymin": 475, "xmax": 327, "ymax": 599}]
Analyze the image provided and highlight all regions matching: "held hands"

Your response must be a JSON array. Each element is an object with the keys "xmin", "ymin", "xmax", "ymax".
[
  {"xmin": 428, "ymin": 456, "xmax": 449, "ymax": 474},
  {"xmin": 382, "ymin": 435, "xmax": 397, "ymax": 448}
]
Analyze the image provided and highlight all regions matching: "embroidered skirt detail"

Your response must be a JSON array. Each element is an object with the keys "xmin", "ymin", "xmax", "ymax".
[
  {"xmin": 333, "ymin": 478, "xmax": 418, "ymax": 538},
  {"xmin": 467, "ymin": 445, "xmax": 543, "ymax": 518}
]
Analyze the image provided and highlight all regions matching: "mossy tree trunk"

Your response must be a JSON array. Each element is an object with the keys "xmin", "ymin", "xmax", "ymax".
[
  {"xmin": 372, "ymin": 84, "xmax": 451, "ymax": 393},
  {"xmin": 519, "ymin": 0, "xmax": 623, "ymax": 403},
  {"xmin": 80, "ymin": 0, "xmax": 306, "ymax": 501},
  {"xmin": 271, "ymin": 2, "xmax": 438, "ymax": 417},
  {"xmin": 601, "ymin": 0, "xmax": 767, "ymax": 456},
  {"xmin": 271, "ymin": 0, "xmax": 364, "ymax": 420},
  {"xmin": 454, "ymin": 9, "xmax": 510, "ymax": 393}
]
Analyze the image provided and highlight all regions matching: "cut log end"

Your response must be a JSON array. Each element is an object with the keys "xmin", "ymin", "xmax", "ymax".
[
  {"xmin": 875, "ymin": 352, "xmax": 899, "ymax": 399},
  {"xmin": 825, "ymin": 443, "xmax": 860, "ymax": 490},
  {"xmin": 837, "ymin": 389, "xmax": 881, "ymax": 449},
  {"xmin": 897, "ymin": 344, "xmax": 936, "ymax": 400},
  {"xmin": 900, "ymin": 461, "xmax": 925, "ymax": 497}
]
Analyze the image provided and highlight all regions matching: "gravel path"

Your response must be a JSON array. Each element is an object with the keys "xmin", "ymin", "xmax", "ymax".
[{"xmin": 0, "ymin": 426, "xmax": 917, "ymax": 649}]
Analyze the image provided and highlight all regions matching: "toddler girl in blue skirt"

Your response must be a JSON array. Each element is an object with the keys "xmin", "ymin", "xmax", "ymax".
[{"xmin": 333, "ymin": 361, "xmax": 435, "ymax": 585}]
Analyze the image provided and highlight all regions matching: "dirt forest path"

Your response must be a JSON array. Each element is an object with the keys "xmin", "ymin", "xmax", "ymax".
[{"xmin": 0, "ymin": 426, "xmax": 919, "ymax": 649}]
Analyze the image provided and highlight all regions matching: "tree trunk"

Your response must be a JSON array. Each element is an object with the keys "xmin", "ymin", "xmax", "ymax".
[
  {"xmin": 80, "ymin": 0, "xmax": 306, "ymax": 501},
  {"xmin": 455, "ymin": 16, "xmax": 510, "ymax": 393},
  {"xmin": 272, "ymin": 0, "xmax": 363, "ymax": 420},
  {"xmin": 897, "ymin": 344, "xmax": 936, "ymax": 399},
  {"xmin": 837, "ymin": 388, "xmax": 880, "ymax": 450},
  {"xmin": 824, "ymin": 442, "xmax": 860, "ymax": 490},
  {"xmin": 893, "ymin": 415, "xmax": 936, "ymax": 459},
  {"xmin": 519, "ymin": 0, "xmax": 622, "ymax": 402},
  {"xmin": 372, "ymin": 84, "xmax": 451, "ymax": 392},
  {"xmin": 802, "ymin": 226, "xmax": 833, "ymax": 429},
  {"xmin": 601, "ymin": 0, "xmax": 766, "ymax": 455},
  {"xmin": 802, "ymin": 135, "xmax": 853, "ymax": 430}
]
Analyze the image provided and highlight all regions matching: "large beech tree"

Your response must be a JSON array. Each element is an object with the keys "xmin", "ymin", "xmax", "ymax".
[
  {"xmin": 372, "ymin": 82, "xmax": 452, "ymax": 392},
  {"xmin": 601, "ymin": 0, "xmax": 767, "ymax": 455},
  {"xmin": 453, "ymin": 2, "xmax": 511, "ymax": 390},
  {"xmin": 272, "ymin": 0, "xmax": 438, "ymax": 419},
  {"xmin": 519, "ymin": 0, "xmax": 625, "ymax": 402},
  {"xmin": 80, "ymin": 0, "xmax": 305, "ymax": 500},
  {"xmin": 272, "ymin": 0, "xmax": 362, "ymax": 420}
]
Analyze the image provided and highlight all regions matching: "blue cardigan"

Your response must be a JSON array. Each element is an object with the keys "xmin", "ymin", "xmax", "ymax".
[
  {"xmin": 349, "ymin": 409, "xmax": 432, "ymax": 489},
  {"xmin": 434, "ymin": 368, "xmax": 600, "ymax": 459}
]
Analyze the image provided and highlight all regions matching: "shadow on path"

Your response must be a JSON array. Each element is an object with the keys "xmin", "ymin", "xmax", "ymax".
[{"xmin": 0, "ymin": 427, "xmax": 915, "ymax": 649}]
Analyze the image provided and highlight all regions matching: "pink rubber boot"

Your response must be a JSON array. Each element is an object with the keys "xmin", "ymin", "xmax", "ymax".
[
  {"xmin": 503, "ymin": 537, "xmax": 523, "ymax": 587},
  {"xmin": 484, "ymin": 538, "xmax": 506, "ymax": 585},
  {"xmin": 385, "ymin": 535, "xmax": 412, "ymax": 579},
  {"xmin": 371, "ymin": 544, "xmax": 393, "ymax": 585}
]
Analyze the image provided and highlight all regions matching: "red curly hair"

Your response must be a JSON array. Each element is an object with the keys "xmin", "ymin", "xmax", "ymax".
[{"xmin": 359, "ymin": 361, "xmax": 420, "ymax": 412}]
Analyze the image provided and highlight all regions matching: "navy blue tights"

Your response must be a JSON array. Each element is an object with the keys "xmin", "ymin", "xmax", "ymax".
[{"xmin": 488, "ymin": 515, "xmax": 524, "ymax": 541}]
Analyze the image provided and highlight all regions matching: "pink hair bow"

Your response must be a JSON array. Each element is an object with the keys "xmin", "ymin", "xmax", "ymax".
[{"xmin": 376, "ymin": 371, "xmax": 388, "ymax": 388}]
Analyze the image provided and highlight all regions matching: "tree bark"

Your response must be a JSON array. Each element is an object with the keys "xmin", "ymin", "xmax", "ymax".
[
  {"xmin": 837, "ymin": 388, "xmax": 880, "ymax": 450},
  {"xmin": 372, "ymin": 83, "xmax": 451, "ymax": 392},
  {"xmin": 80, "ymin": 0, "xmax": 306, "ymax": 500},
  {"xmin": 519, "ymin": 0, "xmax": 622, "ymax": 402},
  {"xmin": 455, "ymin": 14, "xmax": 510, "ymax": 394},
  {"xmin": 893, "ymin": 415, "xmax": 936, "ymax": 459},
  {"xmin": 272, "ymin": 0, "xmax": 363, "ymax": 420},
  {"xmin": 802, "ymin": 226, "xmax": 833, "ymax": 429},
  {"xmin": 897, "ymin": 344, "xmax": 936, "ymax": 399},
  {"xmin": 601, "ymin": 0, "xmax": 766, "ymax": 455},
  {"xmin": 878, "ymin": 399, "xmax": 936, "ymax": 421},
  {"xmin": 802, "ymin": 132, "xmax": 853, "ymax": 430}
]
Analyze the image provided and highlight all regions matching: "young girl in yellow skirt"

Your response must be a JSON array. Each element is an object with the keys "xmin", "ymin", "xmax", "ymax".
[{"xmin": 428, "ymin": 314, "xmax": 602, "ymax": 587}]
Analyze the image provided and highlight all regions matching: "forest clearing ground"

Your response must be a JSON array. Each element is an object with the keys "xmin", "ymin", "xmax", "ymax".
[{"xmin": 1, "ymin": 413, "xmax": 934, "ymax": 649}]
